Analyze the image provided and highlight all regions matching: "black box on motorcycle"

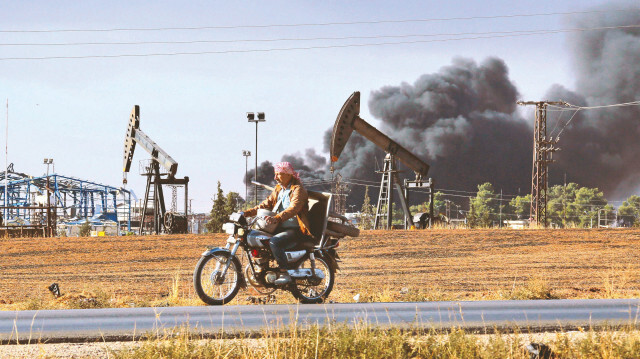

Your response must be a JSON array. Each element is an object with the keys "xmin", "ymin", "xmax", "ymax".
[{"xmin": 307, "ymin": 190, "xmax": 331, "ymax": 242}]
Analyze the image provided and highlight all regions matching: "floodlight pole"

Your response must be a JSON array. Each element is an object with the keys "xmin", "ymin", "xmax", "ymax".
[
  {"xmin": 247, "ymin": 112, "xmax": 265, "ymax": 205},
  {"xmin": 43, "ymin": 158, "xmax": 53, "ymax": 236},
  {"xmin": 4, "ymin": 99, "xmax": 8, "ymax": 224},
  {"xmin": 242, "ymin": 150, "xmax": 251, "ymax": 206}
]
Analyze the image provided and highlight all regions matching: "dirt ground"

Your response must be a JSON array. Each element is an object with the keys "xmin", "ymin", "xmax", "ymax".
[{"xmin": 1, "ymin": 228, "xmax": 639, "ymax": 308}]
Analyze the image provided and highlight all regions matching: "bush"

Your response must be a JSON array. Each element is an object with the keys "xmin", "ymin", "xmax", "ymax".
[{"xmin": 79, "ymin": 220, "xmax": 92, "ymax": 237}]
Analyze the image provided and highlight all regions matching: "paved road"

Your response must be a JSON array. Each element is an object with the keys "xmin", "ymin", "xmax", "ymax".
[{"xmin": 1, "ymin": 299, "xmax": 639, "ymax": 343}]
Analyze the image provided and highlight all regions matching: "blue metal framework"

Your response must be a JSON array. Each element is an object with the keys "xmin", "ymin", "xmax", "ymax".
[{"xmin": 0, "ymin": 169, "xmax": 132, "ymax": 231}]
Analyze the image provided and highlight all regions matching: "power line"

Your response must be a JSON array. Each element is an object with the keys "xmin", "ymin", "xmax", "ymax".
[
  {"xmin": 341, "ymin": 180, "xmax": 518, "ymax": 199},
  {"xmin": 1, "ymin": 9, "xmax": 633, "ymax": 33},
  {"xmin": 342, "ymin": 178, "xmax": 625, "ymax": 205},
  {"xmin": 334, "ymin": 174, "xmax": 627, "ymax": 202},
  {"xmin": 2, "ymin": 24, "xmax": 639, "ymax": 61},
  {"xmin": 547, "ymin": 100, "xmax": 640, "ymax": 138},
  {"xmin": 548, "ymin": 103, "xmax": 568, "ymax": 139},
  {"xmin": 550, "ymin": 108, "xmax": 581, "ymax": 138},
  {"xmin": 3, "ymin": 25, "xmax": 637, "ymax": 47},
  {"xmin": 564, "ymin": 100, "xmax": 640, "ymax": 109}
]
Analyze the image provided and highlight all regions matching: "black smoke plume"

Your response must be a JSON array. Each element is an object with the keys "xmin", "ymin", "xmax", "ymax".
[
  {"xmin": 281, "ymin": 149, "xmax": 327, "ymax": 181},
  {"xmin": 250, "ymin": 57, "xmax": 532, "ymax": 205},
  {"xmin": 545, "ymin": 4, "xmax": 640, "ymax": 196},
  {"xmin": 245, "ymin": 160, "xmax": 275, "ymax": 186},
  {"xmin": 322, "ymin": 57, "xmax": 533, "ymax": 205},
  {"xmin": 353, "ymin": 57, "xmax": 531, "ymax": 193},
  {"xmin": 250, "ymin": 2, "xmax": 640, "ymax": 206}
]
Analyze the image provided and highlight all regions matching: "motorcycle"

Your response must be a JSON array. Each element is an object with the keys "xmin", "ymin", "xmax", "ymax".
[{"xmin": 193, "ymin": 190, "xmax": 358, "ymax": 304}]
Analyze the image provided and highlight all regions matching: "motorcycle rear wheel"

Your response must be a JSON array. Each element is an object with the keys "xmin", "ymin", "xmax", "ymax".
[
  {"xmin": 193, "ymin": 252, "xmax": 241, "ymax": 305},
  {"xmin": 290, "ymin": 256, "xmax": 334, "ymax": 304}
]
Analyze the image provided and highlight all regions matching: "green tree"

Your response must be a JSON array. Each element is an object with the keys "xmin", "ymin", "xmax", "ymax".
[
  {"xmin": 224, "ymin": 192, "xmax": 243, "ymax": 216},
  {"xmin": 433, "ymin": 192, "xmax": 445, "ymax": 217},
  {"xmin": 509, "ymin": 194, "xmax": 531, "ymax": 220},
  {"xmin": 410, "ymin": 192, "xmax": 445, "ymax": 217},
  {"xmin": 618, "ymin": 195, "xmax": 640, "ymax": 226},
  {"xmin": 467, "ymin": 183, "xmax": 499, "ymax": 228},
  {"xmin": 467, "ymin": 198, "xmax": 479, "ymax": 228},
  {"xmin": 505, "ymin": 183, "xmax": 611, "ymax": 228},
  {"xmin": 392, "ymin": 204, "xmax": 404, "ymax": 226},
  {"xmin": 573, "ymin": 186, "xmax": 607, "ymax": 228},
  {"xmin": 205, "ymin": 181, "xmax": 227, "ymax": 233},
  {"xmin": 547, "ymin": 183, "xmax": 579, "ymax": 227},
  {"xmin": 358, "ymin": 186, "xmax": 375, "ymax": 230}
]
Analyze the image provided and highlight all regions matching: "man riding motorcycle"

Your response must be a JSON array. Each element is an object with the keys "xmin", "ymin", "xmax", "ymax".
[{"xmin": 243, "ymin": 162, "xmax": 313, "ymax": 286}]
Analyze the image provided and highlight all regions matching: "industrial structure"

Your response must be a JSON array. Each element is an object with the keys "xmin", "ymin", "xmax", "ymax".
[
  {"xmin": 123, "ymin": 105, "xmax": 189, "ymax": 234},
  {"xmin": 517, "ymin": 100, "xmax": 567, "ymax": 227},
  {"xmin": 330, "ymin": 91, "xmax": 434, "ymax": 229},
  {"xmin": 0, "ymin": 164, "xmax": 132, "ymax": 237}
]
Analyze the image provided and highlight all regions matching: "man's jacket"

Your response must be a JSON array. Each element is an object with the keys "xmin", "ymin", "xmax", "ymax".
[{"xmin": 244, "ymin": 180, "xmax": 312, "ymax": 237}]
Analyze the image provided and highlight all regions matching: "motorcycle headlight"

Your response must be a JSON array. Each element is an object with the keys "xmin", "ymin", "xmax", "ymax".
[{"xmin": 222, "ymin": 222, "xmax": 236, "ymax": 235}]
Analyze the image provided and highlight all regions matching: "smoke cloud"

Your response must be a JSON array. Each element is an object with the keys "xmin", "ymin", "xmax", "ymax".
[
  {"xmin": 324, "ymin": 57, "xmax": 533, "ymax": 203},
  {"xmin": 245, "ymin": 160, "xmax": 275, "ymax": 187},
  {"xmin": 244, "ymin": 150, "xmax": 328, "ymax": 199},
  {"xmin": 251, "ymin": 2, "xmax": 640, "ymax": 205},
  {"xmin": 546, "ymin": 5, "xmax": 640, "ymax": 196}
]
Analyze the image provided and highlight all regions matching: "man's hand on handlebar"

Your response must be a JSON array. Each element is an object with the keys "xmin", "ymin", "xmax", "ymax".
[{"xmin": 264, "ymin": 216, "xmax": 279, "ymax": 225}]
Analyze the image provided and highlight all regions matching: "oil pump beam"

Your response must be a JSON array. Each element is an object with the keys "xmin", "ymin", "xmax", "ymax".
[
  {"xmin": 123, "ymin": 105, "xmax": 178, "ymax": 178},
  {"xmin": 330, "ymin": 91, "xmax": 429, "ymax": 180},
  {"xmin": 132, "ymin": 130, "xmax": 178, "ymax": 177},
  {"xmin": 330, "ymin": 91, "xmax": 433, "ymax": 229}
]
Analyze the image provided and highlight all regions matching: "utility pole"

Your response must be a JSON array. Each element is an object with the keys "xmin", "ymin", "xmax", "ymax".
[
  {"xmin": 242, "ymin": 150, "xmax": 251, "ymax": 207},
  {"xmin": 4, "ymin": 99, "xmax": 8, "ymax": 224},
  {"xmin": 563, "ymin": 173, "xmax": 567, "ymax": 227},
  {"xmin": 499, "ymin": 189, "xmax": 503, "ymax": 228},
  {"xmin": 332, "ymin": 173, "xmax": 349, "ymax": 215},
  {"xmin": 517, "ymin": 100, "xmax": 567, "ymax": 228}
]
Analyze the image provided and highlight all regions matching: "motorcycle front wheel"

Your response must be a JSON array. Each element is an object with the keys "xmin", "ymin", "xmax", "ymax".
[
  {"xmin": 193, "ymin": 252, "xmax": 241, "ymax": 305},
  {"xmin": 290, "ymin": 256, "xmax": 335, "ymax": 304}
]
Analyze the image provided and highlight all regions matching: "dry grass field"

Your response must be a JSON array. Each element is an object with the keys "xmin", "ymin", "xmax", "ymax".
[{"xmin": 1, "ymin": 228, "xmax": 639, "ymax": 309}]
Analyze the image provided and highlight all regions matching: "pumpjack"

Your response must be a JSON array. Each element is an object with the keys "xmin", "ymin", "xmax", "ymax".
[
  {"xmin": 123, "ymin": 105, "xmax": 189, "ymax": 234},
  {"xmin": 330, "ymin": 91, "xmax": 434, "ymax": 229}
]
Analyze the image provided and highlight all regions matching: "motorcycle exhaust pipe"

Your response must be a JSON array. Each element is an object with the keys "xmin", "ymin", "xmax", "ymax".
[{"xmin": 287, "ymin": 268, "xmax": 325, "ymax": 280}]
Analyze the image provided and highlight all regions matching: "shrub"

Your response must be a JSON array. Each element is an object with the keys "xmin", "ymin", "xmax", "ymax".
[{"xmin": 79, "ymin": 220, "xmax": 92, "ymax": 237}]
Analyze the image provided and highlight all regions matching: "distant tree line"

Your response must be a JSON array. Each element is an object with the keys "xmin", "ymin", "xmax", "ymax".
[
  {"xmin": 463, "ymin": 182, "xmax": 619, "ymax": 228},
  {"xmin": 439, "ymin": 182, "xmax": 638, "ymax": 228},
  {"xmin": 207, "ymin": 180, "xmax": 640, "ymax": 231},
  {"xmin": 353, "ymin": 182, "xmax": 640, "ymax": 229}
]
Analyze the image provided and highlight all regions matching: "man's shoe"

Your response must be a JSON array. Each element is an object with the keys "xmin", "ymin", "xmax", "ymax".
[{"xmin": 274, "ymin": 272, "xmax": 291, "ymax": 286}]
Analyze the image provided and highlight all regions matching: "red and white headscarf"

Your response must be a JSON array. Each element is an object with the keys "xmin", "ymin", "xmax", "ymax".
[{"xmin": 274, "ymin": 161, "xmax": 300, "ymax": 181}]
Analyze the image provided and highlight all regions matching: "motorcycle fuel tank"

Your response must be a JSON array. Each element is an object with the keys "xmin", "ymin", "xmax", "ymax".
[{"xmin": 247, "ymin": 229, "xmax": 272, "ymax": 248}]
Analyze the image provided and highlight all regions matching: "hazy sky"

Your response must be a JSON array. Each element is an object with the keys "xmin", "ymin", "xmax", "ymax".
[{"xmin": 0, "ymin": 0, "xmax": 625, "ymax": 212}]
